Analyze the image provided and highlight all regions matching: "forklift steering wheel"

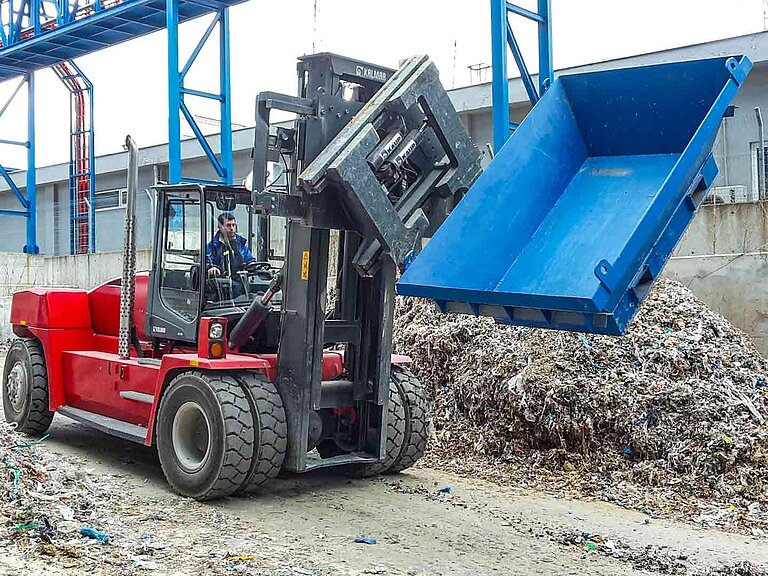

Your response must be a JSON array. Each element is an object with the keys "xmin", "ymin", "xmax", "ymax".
[{"xmin": 245, "ymin": 261, "xmax": 271, "ymax": 273}]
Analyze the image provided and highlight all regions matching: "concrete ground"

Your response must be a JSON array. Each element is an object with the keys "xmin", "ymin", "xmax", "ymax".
[{"xmin": 4, "ymin": 412, "xmax": 765, "ymax": 576}]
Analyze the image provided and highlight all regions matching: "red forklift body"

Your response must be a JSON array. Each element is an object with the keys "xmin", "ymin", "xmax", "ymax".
[{"xmin": 9, "ymin": 274, "xmax": 381, "ymax": 446}]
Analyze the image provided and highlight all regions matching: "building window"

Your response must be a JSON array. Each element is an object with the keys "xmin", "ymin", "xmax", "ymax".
[{"xmin": 95, "ymin": 188, "xmax": 127, "ymax": 211}]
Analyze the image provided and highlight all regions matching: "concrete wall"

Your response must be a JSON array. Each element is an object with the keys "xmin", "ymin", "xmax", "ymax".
[
  {"xmin": 666, "ymin": 200, "xmax": 768, "ymax": 354},
  {"xmin": 0, "ymin": 249, "xmax": 152, "ymax": 339}
]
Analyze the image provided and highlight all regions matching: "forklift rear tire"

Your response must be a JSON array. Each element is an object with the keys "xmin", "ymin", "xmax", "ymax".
[
  {"xmin": 232, "ymin": 372, "xmax": 287, "ymax": 494},
  {"xmin": 156, "ymin": 371, "xmax": 255, "ymax": 500},
  {"xmin": 2, "ymin": 338, "xmax": 54, "ymax": 436}
]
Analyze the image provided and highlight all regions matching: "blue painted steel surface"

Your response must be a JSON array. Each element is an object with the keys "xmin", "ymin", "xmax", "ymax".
[
  {"xmin": 490, "ymin": 0, "xmax": 509, "ymax": 154},
  {"xmin": 491, "ymin": 0, "xmax": 553, "ymax": 152},
  {"xmin": 0, "ymin": 0, "xmax": 240, "ymax": 251},
  {"xmin": 167, "ymin": 4, "xmax": 233, "ymax": 184},
  {"xmin": 0, "ymin": 73, "xmax": 33, "ymax": 247},
  {"xmin": 166, "ymin": 0, "xmax": 181, "ymax": 184},
  {"xmin": 537, "ymin": 0, "xmax": 552, "ymax": 94},
  {"xmin": 0, "ymin": 0, "xmax": 246, "ymax": 81},
  {"xmin": 398, "ymin": 56, "xmax": 753, "ymax": 336},
  {"xmin": 24, "ymin": 72, "xmax": 37, "ymax": 254}
]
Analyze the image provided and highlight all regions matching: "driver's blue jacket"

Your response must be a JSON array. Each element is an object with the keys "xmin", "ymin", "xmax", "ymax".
[{"xmin": 206, "ymin": 232, "xmax": 255, "ymax": 274}]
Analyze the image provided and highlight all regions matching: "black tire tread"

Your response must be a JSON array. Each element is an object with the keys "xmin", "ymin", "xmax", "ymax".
[
  {"xmin": 232, "ymin": 371, "xmax": 287, "ymax": 494},
  {"xmin": 387, "ymin": 365, "xmax": 429, "ymax": 473},
  {"xmin": 4, "ymin": 338, "xmax": 53, "ymax": 435},
  {"xmin": 158, "ymin": 371, "xmax": 254, "ymax": 501},
  {"xmin": 363, "ymin": 375, "xmax": 406, "ymax": 476}
]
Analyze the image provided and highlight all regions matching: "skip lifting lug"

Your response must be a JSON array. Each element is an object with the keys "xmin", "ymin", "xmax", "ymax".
[{"xmin": 725, "ymin": 57, "xmax": 749, "ymax": 86}]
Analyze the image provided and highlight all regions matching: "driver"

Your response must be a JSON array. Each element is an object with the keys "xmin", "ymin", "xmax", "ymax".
[{"xmin": 206, "ymin": 212, "xmax": 256, "ymax": 299}]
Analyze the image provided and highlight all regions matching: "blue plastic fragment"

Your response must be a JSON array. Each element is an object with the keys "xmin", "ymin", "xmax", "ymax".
[
  {"xmin": 437, "ymin": 486, "xmax": 452, "ymax": 494},
  {"xmin": 354, "ymin": 537, "xmax": 377, "ymax": 545},
  {"xmin": 398, "ymin": 56, "xmax": 754, "ymax": 336},
  {"xmin": 80, "ymin": 527, "xmax": 110, "ymax": 543},
  {"xmin": 623, "ymin": 446, "xmax": 634, "ymax": 456}
]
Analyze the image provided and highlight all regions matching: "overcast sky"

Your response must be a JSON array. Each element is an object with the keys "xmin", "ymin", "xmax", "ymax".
[{"xmin": 0, "ymin": 0, "xmax": 765, "ymax": 168}]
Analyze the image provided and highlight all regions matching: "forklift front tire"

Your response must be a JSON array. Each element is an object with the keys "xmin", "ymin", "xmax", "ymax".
[
  {"xmin": 365, "ymin": 364, "xmax": 429, "ymax": 475},
  {"xmin": 386, "ymin": 365, "xmax": 429, "ymax": 473},
  {"xmin": 156, "ymin": 371, "xmax": 255, "ymax": 500},
  {"xmin": 232, "ymin": 371, "xmax": 287, "ymax": 494},
  {"xmin": 321, "ymin": 364, "xmax": 429, "ymax": 476},
  {"xmin": 2, "ymin": 338, "xmax": 54, "ymax": 436}
]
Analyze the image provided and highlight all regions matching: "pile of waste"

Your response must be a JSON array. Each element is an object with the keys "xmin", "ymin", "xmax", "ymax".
[
  {"xmin": 0, "ymin": 421, "xmax": 127, "ymax": 564},
  {"xmin": 0, "ymin": 422, "xmax": 329, "ymax": 574},
  {"xmin": 393, "ymin": 279, "xmax": 768, "ymax": 533}
]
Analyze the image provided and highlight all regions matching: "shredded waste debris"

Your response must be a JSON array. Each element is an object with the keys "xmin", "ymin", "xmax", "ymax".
[
  {"xmin": 0, "ymin": 422, "xmax": 331, "ymax": 575},
  {"xmin": 393, "ymin": 278, "xmax": 768, "ymax": 535}
]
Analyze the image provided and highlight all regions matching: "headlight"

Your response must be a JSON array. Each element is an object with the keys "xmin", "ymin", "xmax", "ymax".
[{"xmin": 209, "ymin": 322, "xmax": 224, "ymax": 339}]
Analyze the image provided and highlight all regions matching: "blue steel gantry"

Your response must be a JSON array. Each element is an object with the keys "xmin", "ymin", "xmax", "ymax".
[
  {"xmin": 490, "ymin": 0, "xmax": 554, "ymax": 153},
  {"xmin": 0, "ymin": 0, "xmax": 245, "ymax": 254}
]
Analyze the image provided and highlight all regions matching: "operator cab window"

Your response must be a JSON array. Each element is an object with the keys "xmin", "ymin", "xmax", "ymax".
[
  {"xmin": 203, "ymin": 189, "xmax": 278, "ymax": 313},
  {"xmin": 161, "ymin": 193, "xmax": 201, "ymax": 322}
]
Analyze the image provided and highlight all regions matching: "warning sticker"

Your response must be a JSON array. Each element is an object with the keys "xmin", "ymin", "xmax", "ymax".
[{"xmin": 301, "ymin": 251, "xmax": 310, "ymax": 280}]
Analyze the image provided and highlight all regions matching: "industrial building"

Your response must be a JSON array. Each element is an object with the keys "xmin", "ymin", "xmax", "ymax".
[{"xmin": 1, "ymin": 31, "xmax": 767, "ymax": 256}]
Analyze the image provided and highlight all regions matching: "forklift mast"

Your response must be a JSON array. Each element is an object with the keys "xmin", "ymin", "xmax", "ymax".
[{"xmin": 251, "ymin": 53, "xmax": 483, "ymax": 471}]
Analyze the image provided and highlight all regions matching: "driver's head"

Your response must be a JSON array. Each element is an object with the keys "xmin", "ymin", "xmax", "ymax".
[{"xmin": 217, "ymin": 212, "xmax": 237, "ymax": 241}]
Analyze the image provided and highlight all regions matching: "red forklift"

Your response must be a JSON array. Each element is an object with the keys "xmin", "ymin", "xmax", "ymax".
[{"xmin": 2, "ymin": 53, "xmax": 482, "ymax": 499}]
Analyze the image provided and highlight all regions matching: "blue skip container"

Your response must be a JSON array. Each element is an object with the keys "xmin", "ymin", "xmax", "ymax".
[{"xmin": 398, "ymin": 56, "xmax": 753, "ymax": 335}]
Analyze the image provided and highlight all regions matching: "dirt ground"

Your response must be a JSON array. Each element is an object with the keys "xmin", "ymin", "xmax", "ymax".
[{"xmin": 2, "ymin": 412, "xmax": 768, "ymax": 576}]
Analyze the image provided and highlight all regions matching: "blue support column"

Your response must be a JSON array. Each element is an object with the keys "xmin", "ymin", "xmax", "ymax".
[
  {"xmin": 219, "ymin": 7, "xmax": 232, "ymax": 184},
  {"xmin": 167, "ymin": 0, "xmax": 182, "ymax": 184},
  {"xmin": 491, "ymin": 0, "xmax": 554, "ymax": 152},
  {"xmin": 167, "ymin": 3, "xmax": 233, "ymax": 185},
  {"xmin": 490, "ymin": 0, "xmax": 510, "ymax": 154},
  {"xmin": 24, "ymin": 72, "xmax": 38, "ymax": 254},
  {"xmin": 537, "ymin": 0, "xmax": 553, "ymax": 95}
]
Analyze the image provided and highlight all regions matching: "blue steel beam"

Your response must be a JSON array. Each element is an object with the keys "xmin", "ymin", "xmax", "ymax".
[
  {"xmin": 537, "ymin": 0, "xmax": 553, "ymax": 94},
  {"xmin": 506, "ymin": 2, "xmax": 545, "ymax": 24},
  {"xmin": 168, "ymin": 3, "xmax": 232, "ymax": 184},
  {"xmin": 506, "ymin": 22, "xmax": 539, "ymax": 105},
  {"xmin": 490, "ymin": 0, "xmax": 554, "ymax": 152},
  {"xmin": 24, "ymin": 71, "xmax": 38, "ymax": 254},
  {"xmin": 181, "ymin": 87, "xmax": 222, "ymax": 100},
  {"xmin": 0, "ymin": 78, "xmax": 25, "ymax": 118},
  {"xmin": 166, "ymin": 0, "xmax": 181, "ymax": 183},
  {"xmin": 218, "ymin": 6, "xmax": 232, "ymax": 184},
  {"xmin": 0, "ymin": 209, "xmax": 29, "ymax": 217},
  {"xmin": 0, "ymin": 164, "xmax": 29, "ymax": 207},
  {"xmin": 179, "ymin": 99, "xmax": 225, "ymax": 178},
  {"xmin": 180, "ymin": 10, "xmax": 218, "ymax": 80},
  {"xmin": 0, "ymin": 70, "xmax": 36, "ymax": 252},
  {"xmin": 0, "ymin": 0, "xmax": 247, "ymax": 81},
  {"xmin": 490, "ymin": 0, "xmax": 510, "ymax": 153}
]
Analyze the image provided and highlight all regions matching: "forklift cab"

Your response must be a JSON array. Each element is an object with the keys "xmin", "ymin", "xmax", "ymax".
[{"xmin": 145, "ymin": 184, "xmax": 280, "ymax": 349}]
